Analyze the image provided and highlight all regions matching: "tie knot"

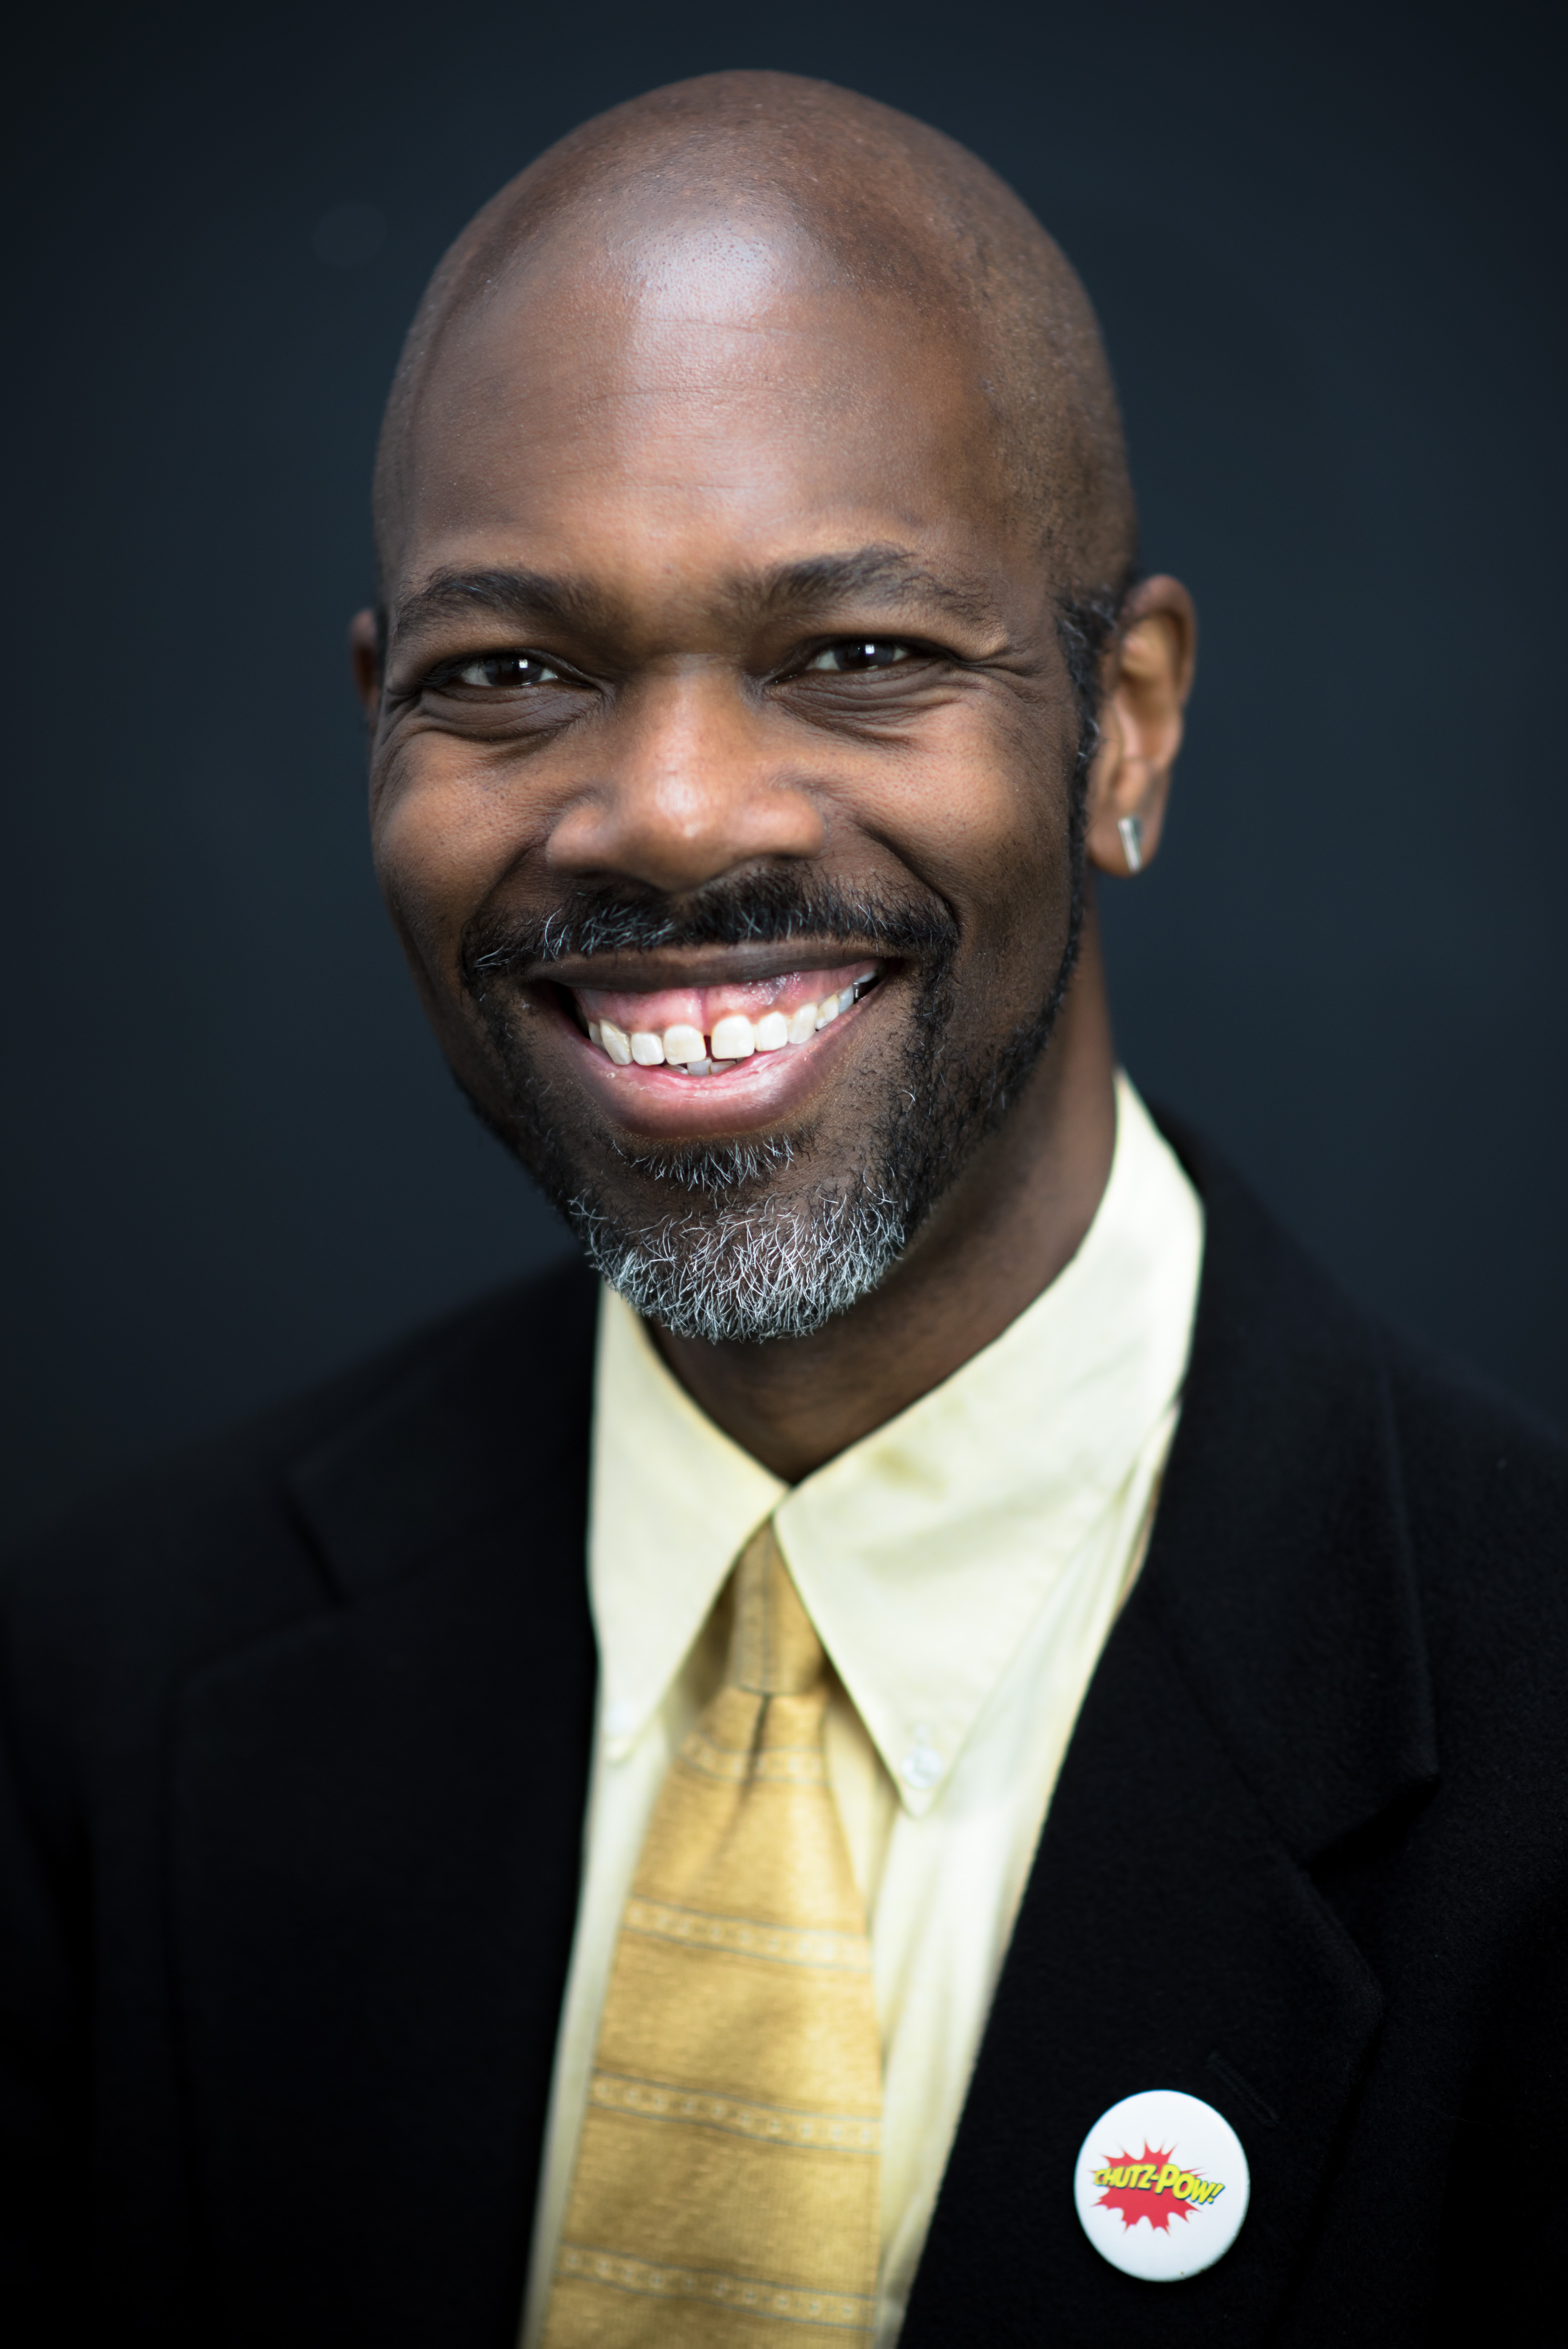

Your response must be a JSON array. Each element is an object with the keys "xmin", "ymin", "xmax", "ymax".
[{"xmin": 729, "ymin": 1522, "xmax": 824, "ymax": 1697}]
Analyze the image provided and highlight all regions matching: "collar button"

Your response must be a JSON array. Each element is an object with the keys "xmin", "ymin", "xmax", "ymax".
[{"xmin": 900, "ymin": 1738, "xmax": 944, "ymax": 1792}]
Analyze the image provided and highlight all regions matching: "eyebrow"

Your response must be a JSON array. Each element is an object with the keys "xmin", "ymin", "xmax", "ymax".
[
  {"xmin": 746, "ymin": 547, "xmax": 1004, "ymax": 633},
  {"xmin": 392, "ymin": 567, "xmax": 608, "ymax": 650},
  {"xmin": 390, "ymin": 545, "xmax": 1004, "ymax": 652}
]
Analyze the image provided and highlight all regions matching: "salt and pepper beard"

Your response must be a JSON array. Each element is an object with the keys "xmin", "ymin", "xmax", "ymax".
[
  {"xmin": 456, "ymin": 859, "xmax": 1073, "ymax": 1345},
  {"xmin": 455, "ymin": 597, "xmax": 1110, "ymax": 1345}
]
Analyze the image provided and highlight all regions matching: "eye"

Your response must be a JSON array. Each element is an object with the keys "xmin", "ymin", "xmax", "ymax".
[
  {"xmin": 447, "ymin": 651, "xmax": 563, "ymax": 689},
  {"xmin": 803, "ymin": 640, "xmax": 916, "ymax": 673}
]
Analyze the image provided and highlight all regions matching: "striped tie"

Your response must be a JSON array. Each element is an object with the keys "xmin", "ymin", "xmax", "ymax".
[{"xmin": 542, "ymin": 1520, "xmax": 883, "ymax": 2344}]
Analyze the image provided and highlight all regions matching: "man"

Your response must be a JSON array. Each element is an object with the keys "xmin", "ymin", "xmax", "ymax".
[{"xmin": 1, "ymin": 68, "xmax": 1563, "ymax": 2348}]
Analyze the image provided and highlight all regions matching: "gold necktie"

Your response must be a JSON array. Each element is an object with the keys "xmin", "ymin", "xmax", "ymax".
[{"xmin": 542, "ymin": 1521, "xmax": 883, "ymax": 2346}]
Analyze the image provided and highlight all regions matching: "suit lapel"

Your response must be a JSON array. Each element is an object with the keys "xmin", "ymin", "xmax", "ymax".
[
  {"xmin": 169, "ymin": 1259, "xmax": 599, "ymax": 2349},
  {"xmin": 901, "ymin": 1134, "xmax": 1438, "ymax": 2344}
]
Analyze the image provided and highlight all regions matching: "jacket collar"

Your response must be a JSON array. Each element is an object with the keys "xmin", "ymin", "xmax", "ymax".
[
  {"xmin": 1142, "ymin": 1115, "xmax": 1437, "ymax": 1860},
  {"xmin": 282, "ymin": 1257, "xmax": 599, "ymax": 1602}
]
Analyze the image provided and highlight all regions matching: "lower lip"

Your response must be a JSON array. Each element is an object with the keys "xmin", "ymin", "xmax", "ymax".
[{"xmin": 548, "ymin": 987, "xmax": 875, "ymax": 1135}]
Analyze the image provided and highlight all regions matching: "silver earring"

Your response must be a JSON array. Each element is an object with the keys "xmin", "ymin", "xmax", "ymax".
[{"xmin": 1117, "ymin": 814, "xmax": 1145, "ymax": 874}]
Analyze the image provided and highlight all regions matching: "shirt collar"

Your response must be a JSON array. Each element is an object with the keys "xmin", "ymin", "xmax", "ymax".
[
  {"xmin": 588, "ymin": 1074, "xmax": 1203, "ymax": 1804},
  {"xmin": 588, "ymin": 1289, "xmax": 784, "ymax": 1758}
]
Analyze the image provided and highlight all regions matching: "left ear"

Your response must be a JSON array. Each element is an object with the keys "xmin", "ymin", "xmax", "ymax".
[
  {"xmin": 1083, "ymin": 574, "xmax": 1197, "ymax": 878},
  {"xmin": 349, "ymin": 608, "xmax": 383, "ymax": 722}
]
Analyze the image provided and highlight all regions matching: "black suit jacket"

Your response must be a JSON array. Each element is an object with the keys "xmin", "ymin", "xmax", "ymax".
[{"xmin": 2, "ymin": 1130, "xmax": 1565, "ymax": 2345}]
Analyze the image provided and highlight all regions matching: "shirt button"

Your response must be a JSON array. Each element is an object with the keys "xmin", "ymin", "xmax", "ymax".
[{"xmin": 900, "ymin": 1737, "xmax": 944, "ymax": 1791}]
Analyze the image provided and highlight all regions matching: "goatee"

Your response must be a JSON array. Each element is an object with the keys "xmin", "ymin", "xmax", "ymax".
[{"xmin": 459, "ymin": 866, "xmax": 1082, "ymax": 1344}]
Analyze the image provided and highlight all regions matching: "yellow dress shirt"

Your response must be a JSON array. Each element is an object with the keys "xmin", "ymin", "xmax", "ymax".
[{"xmin": 520, "ymin": 1073, "xmax": 1204, "ymax": 2347}]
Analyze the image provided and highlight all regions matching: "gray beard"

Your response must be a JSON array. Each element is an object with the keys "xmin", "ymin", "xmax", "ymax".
[
  {"xmin": 567, "ymin": 1136, "xmax": 914, "ymax": 1345},
  {"xmin": 464, "ymin": 849, "xmax": 1087, "ymax": 1345},
  {"xmin": 550, "ymin": 944, "xmax": 1050, "ymax": 1343}
]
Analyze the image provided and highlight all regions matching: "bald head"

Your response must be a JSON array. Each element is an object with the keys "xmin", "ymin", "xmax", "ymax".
[{"xmin": 373, "ymin": 72, "xmax": 1137, "ymax": 615}]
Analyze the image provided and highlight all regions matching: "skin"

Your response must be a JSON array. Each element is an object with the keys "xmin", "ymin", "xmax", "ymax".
[{"xmin": 352, "ymin": 112, "xmax": 1195, "ymax": 1483}]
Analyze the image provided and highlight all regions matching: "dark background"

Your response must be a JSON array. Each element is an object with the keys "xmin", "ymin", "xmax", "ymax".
[{"xmin": 3, "ymin": 0, "xmax": 1563, "ymax": 1547}]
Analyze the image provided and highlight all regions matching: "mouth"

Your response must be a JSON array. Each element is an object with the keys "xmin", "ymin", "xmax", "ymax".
[
  {"xmin": 508, "ymin": 944, "xmax": 891, "ymax": 1138},
  {"xmin": 569, "ymin": 959, "xmax": 880, "ymax": 1077}
]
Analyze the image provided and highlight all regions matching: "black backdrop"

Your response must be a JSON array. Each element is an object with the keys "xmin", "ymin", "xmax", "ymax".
[{"xmin": 3, "ymin": 0, "xmax": 1563, "ymax": 1547}]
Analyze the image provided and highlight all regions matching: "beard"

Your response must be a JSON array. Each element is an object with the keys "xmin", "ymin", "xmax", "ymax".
[{"xmin": 458, "ymin": 857, "xmax": 1084, "ymax": 1345}]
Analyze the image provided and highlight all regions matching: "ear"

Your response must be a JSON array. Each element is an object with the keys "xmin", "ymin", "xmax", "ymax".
[
  {"xmin": 349, "ymin": 608, "xmax": 382, "ymax": 721},
  {"xmin": 1083, "ymin": 575, "xmax": 1197, "ymax": 878}
]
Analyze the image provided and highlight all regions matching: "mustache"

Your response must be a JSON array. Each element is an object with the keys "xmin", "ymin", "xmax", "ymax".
[{"xmin": 460, "ymin": 869, "xmax": 958, "ymax": 988}]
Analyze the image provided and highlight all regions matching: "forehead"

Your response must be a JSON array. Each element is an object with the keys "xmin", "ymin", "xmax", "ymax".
[{"xmin": 388, "ymin": 216, "xmax": 1023, "ymax": 615}]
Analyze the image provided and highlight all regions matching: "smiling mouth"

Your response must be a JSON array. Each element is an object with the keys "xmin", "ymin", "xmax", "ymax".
[{"xmin": 565, "ymin": 960, "xmax": 881, "ymax": 1078}]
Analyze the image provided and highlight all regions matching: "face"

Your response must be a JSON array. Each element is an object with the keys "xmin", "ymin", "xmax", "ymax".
[{"xmin": 363, "ymin": 214, "xmax": 1087, "ymax": 1341}]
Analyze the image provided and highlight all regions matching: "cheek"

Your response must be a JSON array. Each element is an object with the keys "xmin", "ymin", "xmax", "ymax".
[
  {"xmin": 370, "ymin": 741, "xmax": 541, "ymax": 974},
  {"xmin": 855, "ymin": 705, "xmax": 1071, "ymax": 979}
]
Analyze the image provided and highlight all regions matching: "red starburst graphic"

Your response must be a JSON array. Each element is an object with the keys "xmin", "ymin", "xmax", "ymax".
[{"xmin": 1092, "ymin": 2140, "xmax": 1225, "ymax": 2232}]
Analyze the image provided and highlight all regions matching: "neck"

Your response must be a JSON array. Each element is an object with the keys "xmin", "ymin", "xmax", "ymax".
[{"xmin": 653, "ymin": 913, "xmax": 1119, "ymax": 1480}]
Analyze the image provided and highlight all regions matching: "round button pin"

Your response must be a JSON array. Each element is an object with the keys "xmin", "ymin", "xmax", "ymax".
[{"xmin": 1074, "ymin": 2088, "xmax": 1249, "ymax": 2281}]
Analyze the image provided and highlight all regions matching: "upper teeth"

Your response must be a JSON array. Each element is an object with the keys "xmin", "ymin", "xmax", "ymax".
[
  {"xmin": 588, "ymin": 983, "xmax": 869, "ymax": 1072},
  {"xmin": 710, "ymin": 1012, "xmax": 756, "ymax": 1061}
]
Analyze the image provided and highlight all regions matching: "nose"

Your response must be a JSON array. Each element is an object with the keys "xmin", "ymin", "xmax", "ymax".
[{"xmin": 543, "ymin": 666, "xmax": 826, "ymax": 892}]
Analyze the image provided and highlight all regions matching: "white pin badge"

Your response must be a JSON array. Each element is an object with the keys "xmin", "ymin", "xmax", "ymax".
[{"xmin": 1074, "ymin": 2088, "xmax": 1250, "ymax": 2280}]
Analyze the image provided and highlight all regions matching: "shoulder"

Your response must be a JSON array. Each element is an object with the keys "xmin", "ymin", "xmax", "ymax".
[
  {"xmin": 0, "ymin": 1254, "xmax": 599, "ymax": 1745},
  {"xmin": 1158, "ymin": 1106, "xmax": 1567, "ymax": 1761},
  {"xmin": 1380, "ymin": 1331, "xmax": 1568, "ymax": 1703},
  {"xmin": 1384, "ymin": 1333, "xmax": 1567, "ymax": 1546},
  {"xmin": 1167, "ymin": 1107, "xmax": 1567, "ymax": 1559}
]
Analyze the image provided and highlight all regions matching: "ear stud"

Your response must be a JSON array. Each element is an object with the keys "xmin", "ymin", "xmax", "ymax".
[{"xmin": 1117, "ymin": 814, "xmax": 1145, "ymax": 874}]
